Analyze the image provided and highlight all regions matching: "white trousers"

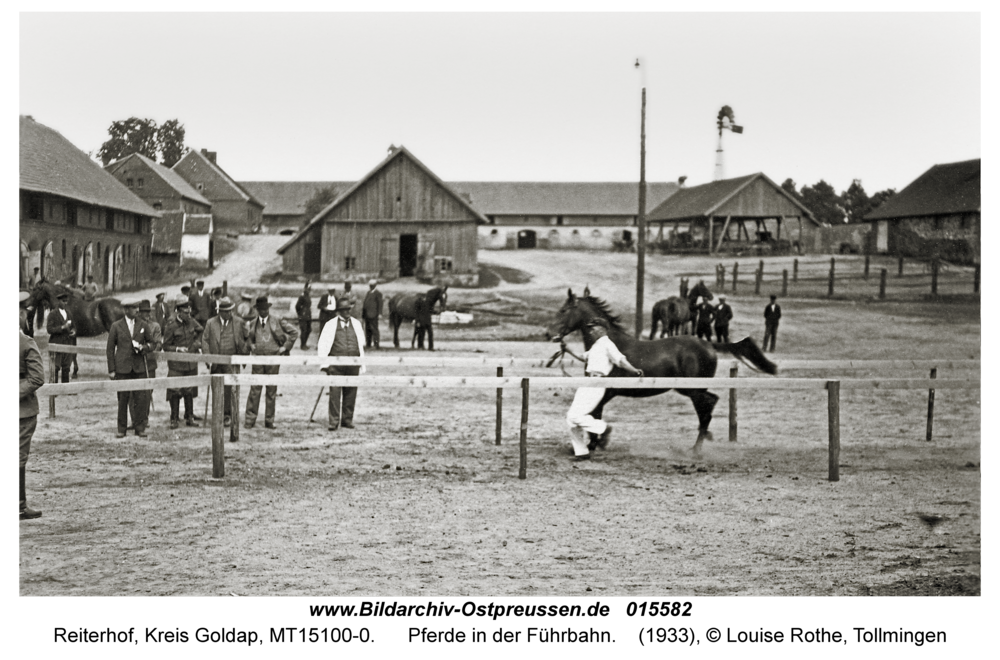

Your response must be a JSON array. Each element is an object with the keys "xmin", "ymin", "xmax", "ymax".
[{"xmin": 566, "ymin": 382, "xmax": 607, "ymax": 456}]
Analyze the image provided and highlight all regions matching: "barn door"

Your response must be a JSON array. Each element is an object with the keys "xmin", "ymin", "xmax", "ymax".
[
  {"xmin": 417, "ymin": 234, "xmax": 435, "ymax": 278},
  {"xmin": 380, "ymin": 237, "xmax": 399, "ymax": 278},
  {"xmin": 303, "ymin": 230, "xmax": 322, "ymax": 274}
]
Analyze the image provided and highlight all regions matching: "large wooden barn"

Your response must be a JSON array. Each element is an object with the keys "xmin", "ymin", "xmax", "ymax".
[
  {"xmin": 647, "ymin": 173, "xmax": 820, "ymax": 254},
  {"xmin": 278, "ymin": 146, "xmax": 485, "ymax": 285}
]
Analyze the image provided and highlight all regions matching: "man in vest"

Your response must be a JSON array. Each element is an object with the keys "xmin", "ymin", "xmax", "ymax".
[
  {"xmin": 201, "ymin": 296, "xmax": 250, "ymax": 429},
  {"xmin": 162, "ymin": 296, "xmax": 204, "ymax": 429},
  {"xmin": 362, "ymin": 279, "xmax": 383, "ymax": 349},
  {"xmin": 317, "ymin": 298, "xmax": 366, "ymax": 432},
  {"xmin": 106, "ymin": 299, "xmax": 154, "ymax": 438},
  {"xmin": 20, "ymin": 291, "xmax": 45, "ymax": 519},
  {"xmin": 295, "ymin": 282, "xmax": 313, "ymax": 349},
  {"xmin": 245, "ymin": 295, "xmax": 299, "ymax": 430}
]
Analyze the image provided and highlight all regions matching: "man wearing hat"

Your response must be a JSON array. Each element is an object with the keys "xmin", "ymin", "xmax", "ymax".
[
  {"xmin": 714, "ymin": 294, "xmax": 733, "ymax": 344},
  {"xmin": 295, "ymin": 282, "xmax": 313, "ymax": 349},
  {"xmin": 20, "ymin": 292, "xmax": 45, "ymax": 519},
  {"xmin": 317, "ymin": 285, "xmax": 337, "ymax": 334},
  {"xmin": 106, "ymin": 299, "xmax": 154, "ymax": 438},
  {"xmin": 565, "ymin": 317, "xmax": 643, "ymax": 461},
  {"xmin": 338, "ymin": 281, "xmax": 358, "ymax": 319},
  {"xmin": 245, "ymin": 295, "xmax": 300, "ymax": 429},
  {"xmin": 83, "ymin": 275, "xmax": 100, "ymax": 302},
  {"xmin": 137, "ymin": 300, "xmax": 163, "ymax": 420},
  {"xmin": 20, "ymin": 290, "xmax": 34, "ymax": 337},
  {"xmin": 162, "ymin": 295, "xmax": 204, "ymax": 429},
  {"xmin": 153, "ymin": 293, "xmax": 169, "ymax": 328},
  {"xmin": 236, "ymin": 292, "xmax": 256, "ymax": 328},
  {"xmin": 189, "ymin": 280, "xmax": 211, "ymax": 325},
  {"xmin": 362, "ymin": 279, "xmax": 383, "ymax": 349},
  {"xmin": 695, "ymin": 295, "xmax": 715, "ymax": 342},
  {"xmin": 46, "ymin": 290, "xmax": 77, "ymax": 383},
  {"xmin": 317, "ymin": 297, "xmax": 367, "ymax": 431},
  {"xmin": 201, "ymin": 296, "xmax": 250, "ymax": 429},
  {"xmin": 762, "ymin": 294, "xmax": 782, "ymax": 352}
]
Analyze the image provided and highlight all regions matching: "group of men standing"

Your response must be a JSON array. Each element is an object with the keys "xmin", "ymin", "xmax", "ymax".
[
  {"xmin": 684, "ymin": 294, "xmax": 782, "ymax": 352},
  {"xmin": 298, "ymin": 279, "xmax": 383, "ymax": 350}
]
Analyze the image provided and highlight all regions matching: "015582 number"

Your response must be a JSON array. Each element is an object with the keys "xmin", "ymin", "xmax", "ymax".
[{"xmin": 626, "ymin": 602, "xmax": 692, "ymax": 617}]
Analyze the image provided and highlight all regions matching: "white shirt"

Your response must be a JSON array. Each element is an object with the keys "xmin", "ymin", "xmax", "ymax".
[
  {"xmin": 583, "ymin": 335, "xmax": 630, "ymax": 377},
  {"xmin": 125, "ymin": 316, "xmax": 135, "ymax": 335}
]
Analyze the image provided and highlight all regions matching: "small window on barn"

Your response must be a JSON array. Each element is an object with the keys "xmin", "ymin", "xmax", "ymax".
[
  {"xmin": 197, "ymin": 183, "xmax": 204, "ymax": 191},
  {"xmin": 67, "ymin": 203, "xmax": 77, "ymax": 226},
  {"xmin": 436, "ymin": 257, "xmax": 453, "ymax": 273},
  {"xmin": 490, "ymin": 229, "xmax": 498, "ymax": 236},
  {"xmin": 153, "ymin": 202, "xmax": 162, "ymax": 210},
  {"xmin": 591, "ymin": 230, "xmax": 602, "ymax": 238},
  {"xmin": 27, "ymin": 196, "xmax": 43, "ymax": 221},
  {"xmin": 126, "ymin": 178, "xmax": 134, "ymax": 188},
  {"xmin": 933, "ymin": 217, "xmax": 941, "ymax": 230},
  {"xmin": 556, "ymin": 216, "xmax": 564, "ymax": 226},
  {"xmin": 137, "ymin": 178, "xmax": 144, "ymax": 189},
  {"xmin": 345, "ymin": 256, "xmax": 356, "ymax": 270},
  {"xmin": 572, "ymin": 229, "xmax": 580, "ymax": 236}
]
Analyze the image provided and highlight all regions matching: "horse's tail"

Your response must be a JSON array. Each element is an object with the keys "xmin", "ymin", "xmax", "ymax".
[{"xmin": 714, "ymin": 337, "xmax": 777, "ymax": 375}]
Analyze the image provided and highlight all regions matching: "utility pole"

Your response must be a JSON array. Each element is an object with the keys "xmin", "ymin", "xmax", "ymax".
[{"xmin": 635, "ymin": 61, "xmax": 647, "ymax": 339}]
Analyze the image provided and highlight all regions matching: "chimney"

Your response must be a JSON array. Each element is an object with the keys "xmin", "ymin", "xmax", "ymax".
[
  {"xmin": 678, "ymin": 176, "xmax": 688, "ymax": 187},
  {"xmin": 200, "ymin": 149, "xmax": 217, "ymax": 164}
]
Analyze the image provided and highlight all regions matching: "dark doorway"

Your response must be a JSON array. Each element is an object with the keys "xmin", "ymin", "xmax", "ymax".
[
  {"xmin": 208, "ymin": 240, "xmax": 215, "ymax": 268},
  {"xmin": 517, "ymin": 229, "xmax": 537, "ymax": 249},
  {"xmin": 399, "ymin": 234, "xmax": 418, "ymax": 276},
  {"xmin": 304, "ymin": 231, "xmax": 322, "ymax": 275}
]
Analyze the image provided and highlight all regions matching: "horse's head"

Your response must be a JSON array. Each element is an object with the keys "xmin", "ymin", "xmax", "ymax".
[
  {"xmin": 546, "ymin": 287, "xmax": 618, "ymax": 343},
  {"xmin": 427, "ymin": 286, "xmax": 448, "ymax": 311},
  {"xmin": 690, "ymin": 279, "xmax": 713, "ymax": 303}
]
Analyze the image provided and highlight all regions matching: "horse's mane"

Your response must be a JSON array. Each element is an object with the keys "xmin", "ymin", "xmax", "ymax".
[{"xmin": 581, "ymin": 295, "xmax": 626, "ymax": 333}]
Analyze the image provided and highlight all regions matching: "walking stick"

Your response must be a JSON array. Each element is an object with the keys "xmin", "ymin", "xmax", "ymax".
[{"xmin": 309, "ymin": 387, "xmax": 325, "ymax": 423}]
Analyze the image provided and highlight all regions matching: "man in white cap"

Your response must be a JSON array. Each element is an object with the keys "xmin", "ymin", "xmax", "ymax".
[
  {"xmin": 245, "ymin": 295, "xmax": 299, "ymax": 430},
  {"xmin": 106, "ymin": 299, "xmax": 154, "ymax": 438},
  {"xmin": 201, "ymin": 296, "xmax": 249, "ymax": 429},
  {"xmin": 20, "ymin": 291, "xmax": 45, "ymax": 519},
  {"xmin": 362, "ymin": 279, "xmax": 383, "ymax": 349},
  {"xmin": 317, "ymin": 297, "xmax": 366, "ymax": 431}
]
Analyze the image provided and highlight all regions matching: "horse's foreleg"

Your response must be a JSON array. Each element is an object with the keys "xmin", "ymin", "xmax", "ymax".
[
  {"xmin": 677, "ymin": 388, "xmax": 719, "ymax": 456},
  {"xmin": 426, "ymin": 324, "xmax": 434, "ymax": 351},
  {"xmin": 391, "ymin": 315, "xmax": 401, "ymax": 348}
]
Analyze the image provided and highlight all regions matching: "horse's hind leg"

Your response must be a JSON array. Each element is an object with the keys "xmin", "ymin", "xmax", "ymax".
[
  {"xmin": 392, "ymin": 316, "xmax": 401, "ymax": 348},
  {"xmin": 677, "ymin": 388, "xmax": 719, "ymax": 456}
]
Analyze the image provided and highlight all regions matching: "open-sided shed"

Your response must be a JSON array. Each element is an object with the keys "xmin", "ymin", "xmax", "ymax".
[
  {"xmin": 278, "ymin": 146, "xmax": 485, "ymax": 285},
  {"xmin": 647, "ymin": 173, "xmax": 820, "ymax": 254}
]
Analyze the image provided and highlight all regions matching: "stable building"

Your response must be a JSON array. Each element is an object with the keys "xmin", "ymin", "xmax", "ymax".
[
  {"xmin": 172, "ymin": 149, "xmax": 264, "ymax": 235},
  {"xmin": 863, "ymin": 158, "xmax": 980, "ymax": 264},
  {"xmin": 277, "ymin": 146, "xmax": 484, "ymax": 286},
  {"xmin": 19, "ymin": 115, "xmax": 158, "ymax": 291},
  {"xmin": 647, "ymin": 173, "xmax": 820, "ymax": 254}
]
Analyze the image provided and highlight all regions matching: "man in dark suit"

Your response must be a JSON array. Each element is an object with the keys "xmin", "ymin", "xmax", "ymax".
[
  {"xmin": 153, "ymin": 292, "xmax": 169, "ymax": 328},
  {"xmin": 695, "ymin": 297, "xmax": 715, "ymax": 341},
  {"xmin": 362, "ymin": 279, "xmax": 383, "ymax": 349},
  {"xmin": 162, "ymin": 296, "xmax": 204, "ymax": 429},
  {"xmin": 189, "ymin": 280, "xmax": 211, "ymax": 325},
  {"xmin": 317, "ymin": 285, "xmax": 337, "ymax": 334},
  {"xmin": 46, "ymin": 291, "xmax": 76, "ymax": 383},
  {"xmin": 295, "ymin": 282, "xmax": 313, "ymax": 349},
  {"xmin": 714, "ymin": 295, "xmax": 733, "ymax": 344},
  {"xmin": 201, "ymin": 296, "xmax": 250, "ymax": 429},
  {"xmin": 20, "ymin": 292, "xmax": 45, "ymax": 520},
  {"xmin": 245, "ymin": 296, "xmax": 299, "ymax": 429},
  {"xmin": 138, "ymin": 300, "xmax": 163, "ymax": 420},
  {"xmin": 106, "ymin": 299, "xmax": 154, "ymax": 438},
  {"xmin": 763, "ymin": 294, "xmax": 782, "ymax": 352}
]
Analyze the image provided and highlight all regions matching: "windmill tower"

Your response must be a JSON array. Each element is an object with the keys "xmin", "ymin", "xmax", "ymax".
[{"xmin": 714, "ymin": 105, "xmax": 743, "ymax": 181}]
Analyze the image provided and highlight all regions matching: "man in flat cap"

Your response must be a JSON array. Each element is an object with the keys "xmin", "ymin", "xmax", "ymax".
[
  {"xmin": 106, "ymin": 299, "xmax": 154, "ymax": 437},
  {"xmin": 362, "ymin": 279, "xmax": 383, "ymax": 349},
  {"xmin": 317, "ymin": 297, "xmax": 367, "ymax": 431},
  {"xmin": 138, "ymin": 300, "xmax": 163, "ymax": 420},
  {"xmin": 162, "ymin": 295, "xmax": 204, "ymax": 429},
  {"xmin": 201, "ymin": 296, "xmax": 249, "ymax": 429},
  {"xmin": 46, "ymin": 290, "xmax": 76, "ymax": 383},
  {"xmin": 20, "ymin": 291, "xmax": 45, "ymax": 519},
  {"xmin": 295, "ymin": 282, "xmax": 313, "ymax": 350},
  {"xmin": 245, "ymin": 295, "xmax": 299, "ymax": 429}
]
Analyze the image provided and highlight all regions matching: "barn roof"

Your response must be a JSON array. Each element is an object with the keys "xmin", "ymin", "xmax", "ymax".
[
  {"xmin": 183, "ymin": 214, "xmax": 213, "ymax": 234},
  {"xmin": 174, "ymin": 149, "xmax": 265, "ymax": 208},
  {"xmin": 244, "ymin": 180, "xmax": 679, "ymax": 217},
  {"xmin": 152, "ymin": 210, "xmax": 183, "ymax": 254},
  {"xmin": 864, "ymin": 159, "xmax": 980, "ymax": 221},
  {"xmin": 647, "ymin": 172, "xmax": 818, "ymax": 224},
  {"xmin": 105, "ymin": 152, "xmax": 212, "ymax": 207},
  {"xmin": 278, "ymin": 146, "xmax": 489, "ymax": 254},
  {"xmin": 20, "ymin": 115, "xmax": 160, "ymax": 217}
]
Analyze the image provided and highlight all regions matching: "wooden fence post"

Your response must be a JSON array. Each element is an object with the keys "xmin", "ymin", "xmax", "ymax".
[
  {"xmin": 782, "ymin": 269, "xmax": 788, "ymax": 296},
  {"xmin": 864, "ymin": 255, "xmax": 870, "ymax": 280},
  {"xmin": 48, "ymin": 350, "xmax": 57, "ymax": 418},
  {"xmin": 728, "ymin": 364, "xmax": 738, "ymax": 442},
  {"xmin": 231, "ymin": 366, "xmax": 240, "ymax": 443},
  {"xmin": 974, "ymin": 263, "xmax": 980, "ymax": 293},
  {"xmin": 828, "ymin": 257, "xmax": 835, "ymax": 297},
  {"xmin": 926, "ymin": 367, "xmax": 937, "ymax": 442},
  {"xmin": 496, "ymin": 366, "xmax": 503, "ymax": 446},
  {"xmin": 211, "ymin": 374, "xmax": 225, "ymax": 478},
  {"xmin": 931, "ymin": 258, "xmax": 939, "ymax": 296},
  {"xmin": 827, "ymin": 380, "xmax": 840, "ymax": 482},
  {"xmin": 879, "ymin": 268, "xmax": 887, "ymax": 299},
  {"xmin": 732, "ymin": 262, "xmax": 739, "ymax": 293},
  {"xmin": 222, "ymin": 280, "xmax": 228, "ymax": 298},
  {"xmin": 898, "ymin": 256, "xmax": 904, "ymax": 276},
  {"xmin": 754, "ymin": 267, "xmax": 761, "ymax": 295},
  {"xmin": 518, "ymin": 378, "xmax": 529, "ymax": 480},
  {"xmin": 793, "ymin": 258, "xmax": 798, "ymax": 282}
]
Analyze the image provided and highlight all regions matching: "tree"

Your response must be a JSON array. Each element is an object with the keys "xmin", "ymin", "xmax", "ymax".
[
  {"xmin": 97, "ymin": 117, "xmax": 187, "ymax": 166},
  {"xmin": 840, "ymin": 179, "xmax": 872, "ymax": 223},
  {"xmin": 799, "ymin": 180, "xmax": 844, "ymax": 225},
  {"xmin": 780, "ymin": 178, "xmax": 803, "ymax": 202},
  {"xmin": 157, "ymin": 119, "xmax": 187, "ymax": 168},
  {"xmin": 869, "ymin": 188, "xmax": 897, "ymax": 213},
  {"xmin": 98, "ymin": 117, "xmax": 159, "ymax": 165},
  {"xmin": 301, "ymin": 185, "xmax": 340, "ymax": 224}
]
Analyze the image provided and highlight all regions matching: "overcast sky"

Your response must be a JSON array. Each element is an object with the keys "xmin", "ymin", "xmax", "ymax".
[{"xmin": 19, "ymin": 12, "xmax": 980, "ymax": 195}]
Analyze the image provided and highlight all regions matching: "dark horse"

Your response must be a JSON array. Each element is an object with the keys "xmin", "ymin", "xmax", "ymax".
[
  {"xmin": 387, "ymin": 286, "xmax": 448, "ymax": 350},
  {"xmin": 30, "ymin": 280, "xmax": 124, "ymax": 337},
  {"xmin": 649, "ymin": 279, "xmax": 712, "ymax": 338},
  {"xmin": 549, "ymin": 288, "xmax": 776, "ymax": 455}
]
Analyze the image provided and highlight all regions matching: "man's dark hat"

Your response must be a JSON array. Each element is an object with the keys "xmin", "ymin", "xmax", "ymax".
[
  {"xmin": 336, "ymin": 298, "xmax": 353, "ymax": 311},
  {"xmin": 255, "ymin": 295, "xmax": 272, "ymax": 312},
  {"xmin": 196, "ymin": 280, "xmax": 205, "ymax": 286},
  {"xmin": 770, "ymin": 295, "xmax": 777, "ymax": 300},
  {"xmin": 181, "ymin": 285, "xmax": 191, "ymax": 293},
  {"xmin": 138, "ymin": 300, "xmax": 152, "ymax": 312}
]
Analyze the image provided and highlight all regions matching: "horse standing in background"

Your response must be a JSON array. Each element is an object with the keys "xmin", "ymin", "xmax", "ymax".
[
  {"xmin": 387, "ymin": 286, "xmax": 448, "ymax": 350},
  {"xmin": 29, "ymin": 280, "xmax": 124, "ymax": 337},
  {"xmin": 649, "ymin": 279, "xmax": 713, "ymax": 338}
]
